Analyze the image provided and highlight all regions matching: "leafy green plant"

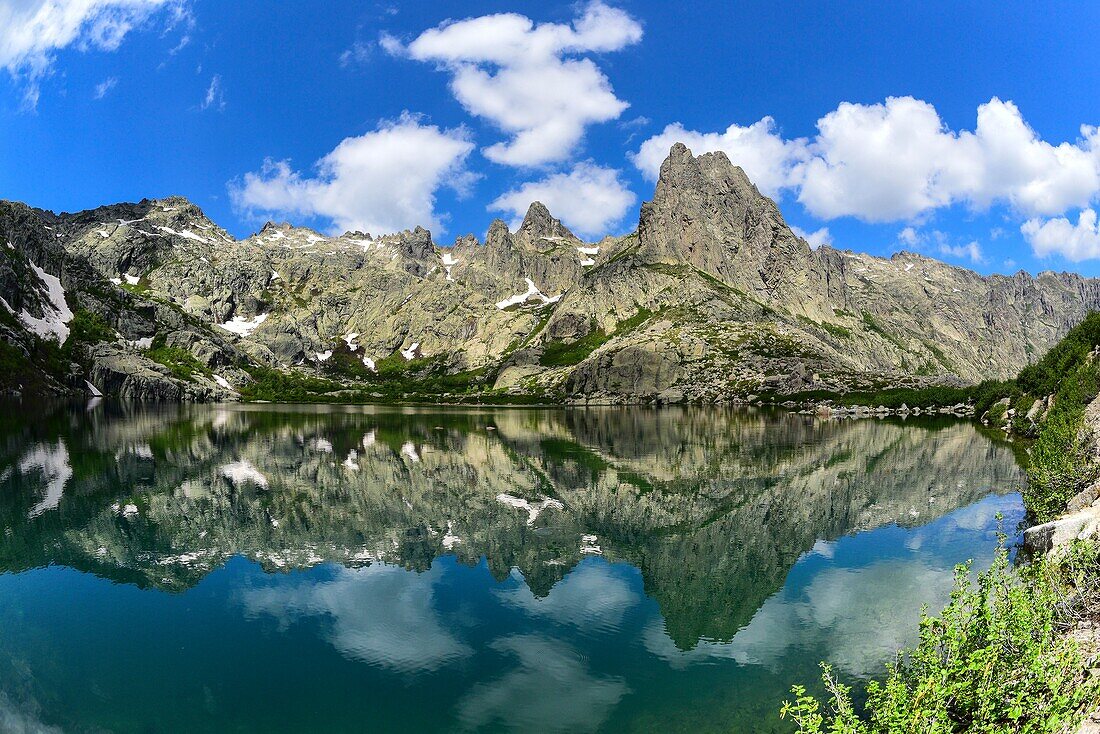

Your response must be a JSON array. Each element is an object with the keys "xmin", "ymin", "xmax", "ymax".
[{"xmin": 781, "ymin": 542, "xmax": 1100, "ymax": 733}]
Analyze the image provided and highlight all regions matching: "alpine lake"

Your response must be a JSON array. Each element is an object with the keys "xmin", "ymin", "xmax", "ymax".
[{"xmin": 0, "ymin": 401, "xmax": 1025, "ymax": 733}]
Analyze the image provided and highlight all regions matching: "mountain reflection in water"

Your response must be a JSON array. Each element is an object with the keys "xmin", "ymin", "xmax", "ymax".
[{"xmin": 0, "ymin": 402, "xmax": 1024, "ymax": 733}]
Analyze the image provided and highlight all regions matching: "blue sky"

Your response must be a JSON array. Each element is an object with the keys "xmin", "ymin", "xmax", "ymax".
[{"xmin": 2, "ymin": 1, "xmax": 1100, "ymax": 276}]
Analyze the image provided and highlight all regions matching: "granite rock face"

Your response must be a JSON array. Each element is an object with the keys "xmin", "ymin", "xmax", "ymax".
[{"xmin": 3, "ymin": 143, "xmax": 1100, "ymax": 402}]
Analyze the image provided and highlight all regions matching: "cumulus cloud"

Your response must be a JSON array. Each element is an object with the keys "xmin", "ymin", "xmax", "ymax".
[
  {"xmin": 790, "ymin": 225, "xmax": 832, "ymax": 250},
  {"xmin": 645, "ymin": 559, "xmax": 958, "ymax": 678},
  {"xmin": 388, "ymin": 1, "xmax": 642, "ymax": 167},
  {"xmin": 633, "ymin": 97, "xmax": 1100, "ymax": 227},
  {"xmin": 339, "ymin": 40, "xmax": 371, "ymax": 67},
  {"xmin": 895, "ymin": 228, "xmax": 984, "ymax": 264},
  {"xmin": 240, "ymin": 563, "xmax": 472, "ymax": 673},
  {"xmin": 897, "ymin": 226, "xmax": 921, "ymax": 246},
  {"xmin": 0, "ymin": 0, "xmax": 181, "ymax": 109},
  {"xmin": 0, "ymin": 692, "xmax": 63, "ymax": 734},
  {"xmin": 456, "ymin": 635, "xmax": 628, "ymax": 733},
  {"xmin": 489, "ymin": 162, "xmax": 635, "ymax": 237},
  {"xmin": 1022, "ymin": 208, "xmax": 1100, "ymax": 262},
  {"xmin": 497, "ymin": 561, "xmax": 639, "ymax": 632},
  {"xmin": 230, "ymin": 113, "xmax": 475, "ymax": 236}
]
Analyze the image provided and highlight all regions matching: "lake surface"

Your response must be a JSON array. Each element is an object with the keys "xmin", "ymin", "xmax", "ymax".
[{"xmin": 0, "ymin": 402, "xmax": 1025, "ymax": 733}]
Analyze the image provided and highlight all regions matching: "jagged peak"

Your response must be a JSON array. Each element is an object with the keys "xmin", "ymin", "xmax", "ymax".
[
  {"xmin": 634, "ymin": 142, "xmax": 813, "ymax": 289},
  {"xmin": 154, "ymin": 195, "xmax": 200, "ymax": 209},
  {"xmin": 448, "ymin": 233, "xmax": 481, "ymax": 250},
  {"xmin": 518, "ymin": 201, "xmax": 576, "ymax": 242},
  {"xmin": 486, "ymin": 218, "xmax": 512, "ymax": 246},
  {"xmin": 656, "ymin": 143, "xmax": 762, "ymax": 207}
]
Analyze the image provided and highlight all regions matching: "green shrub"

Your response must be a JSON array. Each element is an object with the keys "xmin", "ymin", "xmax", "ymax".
[
  {"xmin": 144, "ymin": 334, "xmax": 210, "ymax": 382},
  {"xmin": 781, "ymin": 542, "xmax": 1100, "ymax": 733},
  {"xmin": 821, "ymin": 322, "xmax": 852, "ymax": 339},
  {"xmin": 63, "ymin": 309, "xmax": 113, "ymax": 360},
  {"xmin": 1017, "ymin": 313, "xmax": 1100, "ymax": 399}
]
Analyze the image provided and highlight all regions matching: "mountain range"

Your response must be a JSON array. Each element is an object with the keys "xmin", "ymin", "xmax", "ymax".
[{"xmin": 2, "ymin": 142, "xmax": 1098, "ymax": 403}]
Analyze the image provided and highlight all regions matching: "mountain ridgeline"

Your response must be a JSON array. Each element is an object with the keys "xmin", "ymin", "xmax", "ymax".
[{"xmin": 2, "ymin": 143, "xmax": 1098, "ymax": 403}]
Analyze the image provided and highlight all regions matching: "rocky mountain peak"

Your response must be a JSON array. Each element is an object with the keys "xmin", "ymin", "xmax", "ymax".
[
  {"xmin": 636, "ymin": 143, "xmax": 817, "ymax": 301},
  {"xmin": 401, "ymin": 225, "xmax": 435, "ymax": 261},
  {"xmin": 485, "ymin": 219, "xmax": 513, "ymax": 248},
  {"xmin": 517, "ymin": 201, "xmax": 576, "ymax": 243},
  {"xmin": 650, "ymin": 143, "xmax": 772, "ymax": 225}
]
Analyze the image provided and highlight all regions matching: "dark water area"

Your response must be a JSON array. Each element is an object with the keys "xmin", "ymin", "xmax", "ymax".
[{"xmin": 0, "ymin": 401, "xmax": 1024, "ymax": 732}]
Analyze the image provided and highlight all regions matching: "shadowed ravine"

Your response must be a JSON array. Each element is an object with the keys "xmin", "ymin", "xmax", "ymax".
[{"xmin": 0, "ymin": 401, "xmax": 1024, "ymax": 732}]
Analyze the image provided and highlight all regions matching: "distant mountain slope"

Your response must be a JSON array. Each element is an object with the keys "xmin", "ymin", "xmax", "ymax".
[{"xmin": 3, "ymin": 143, "xmax": 1099, "ymax": 402}]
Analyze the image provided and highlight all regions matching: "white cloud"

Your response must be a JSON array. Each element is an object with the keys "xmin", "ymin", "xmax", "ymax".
[
  {"xmin": 644, "ymin": 559, "xmax": 958, "ymax": 679},
  {"xmin": 231, "ymin": 113, "xmax": 475, "ymax": 236},
  {"xmin": 1022, "ymin": 208, "xmax": 1100, "ymax": 262},
  {"xmin": 339, "ymin": 40, "xmax": 371, "ymax": 67},
  {"xmin": 456, "ymin": 635, "xmax": 628, "ymax": 733},
  {"xmin": 389, "ymin": 1, "xmax": 642, "ymax": 167},
  {"xmin": 489, "ymin": 162, "xmax": 635, "ymax": 237},
  {"xmin": 897, "ymin": 226, "xmax": 921, "ymax": 246},
  {"xmin": 633, "ymin": 97, "xmax": 1100, "ymax": 226},
  {"xmin": 200, "ymin": 73, "xmax": 223, "ymax": 111},
  {"xmin": 790, "ymin": 225, "xmax": 832, "ymax": 250},
  {"xmin": 938, "ymin": 240, "xmax": 984, "ymax": 264},
  {"xmin": 498, "ymin": 561, "xmax": 639, "ymax": 632},
  {"xmin": 630, "ymin": 118, "xmax": 807, "ymax": 198},
  {"xmin": 0, "ymin": 0, "xmax": 180, "ymax": 109},
  {"xmin": 0, "ymin": 692, "xmax": 63, "ymax": 734},
  {"xmin": 241, "ymin": 563, "xmax": 472, "ymax": 673},
  {"xmin": 93, "ymin": 74, "xmax": 117, "ymax": 98}
]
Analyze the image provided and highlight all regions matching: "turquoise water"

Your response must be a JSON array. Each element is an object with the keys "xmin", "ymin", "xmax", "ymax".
[{"xmin": 0, "ymin": 402, "xmax": 1024, "ymax": 732}]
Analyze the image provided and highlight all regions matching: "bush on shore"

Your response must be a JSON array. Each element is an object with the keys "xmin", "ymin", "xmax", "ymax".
[{"xmin": 781, "ymin": 541, "xmax": 1100, "ymax": 733}]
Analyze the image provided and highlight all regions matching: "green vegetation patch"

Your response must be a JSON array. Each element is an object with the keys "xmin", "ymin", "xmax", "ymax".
[
  {"xmin": 1025, "ymin": 357, "xmax": 1100, "ymax": 522},
  {"xmin": 860, "ymin": 310, "xmax": 908, "ymax": 351},
  {"xmin": 239, "ymin": 365, "xmax": 344, "ymax": 402},
  {"xmin": 969, "ymin": 313, "xmax": 1100, "ymax": 521},
  {"xmin": 508, "ymin": 307, "xmax": 554, "ymax": 353},
  {"xmin": 0, "ymin": 339, "xmax": 64, "ymax": 393},
  {"xmin": 539, "ymin": 308, "xmax": 654, "ymax": 367},
  {"xmin": 144, "ymin": 334, "xmax": 211, "ymax": 382},
  {"xmin": 242, "ymin": 345, "xmax": 516, "ymax": 404},
  {"xmin": 798, "ymin": 314, "xmax": 852, "ymax": 339},
  {"xmin": 65, "ymin": 308, "xmax": 113, "ymax": 349},
  {"xmin": 781, "ymin": 540, "xmax": 1100, "ymax": 733}
]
